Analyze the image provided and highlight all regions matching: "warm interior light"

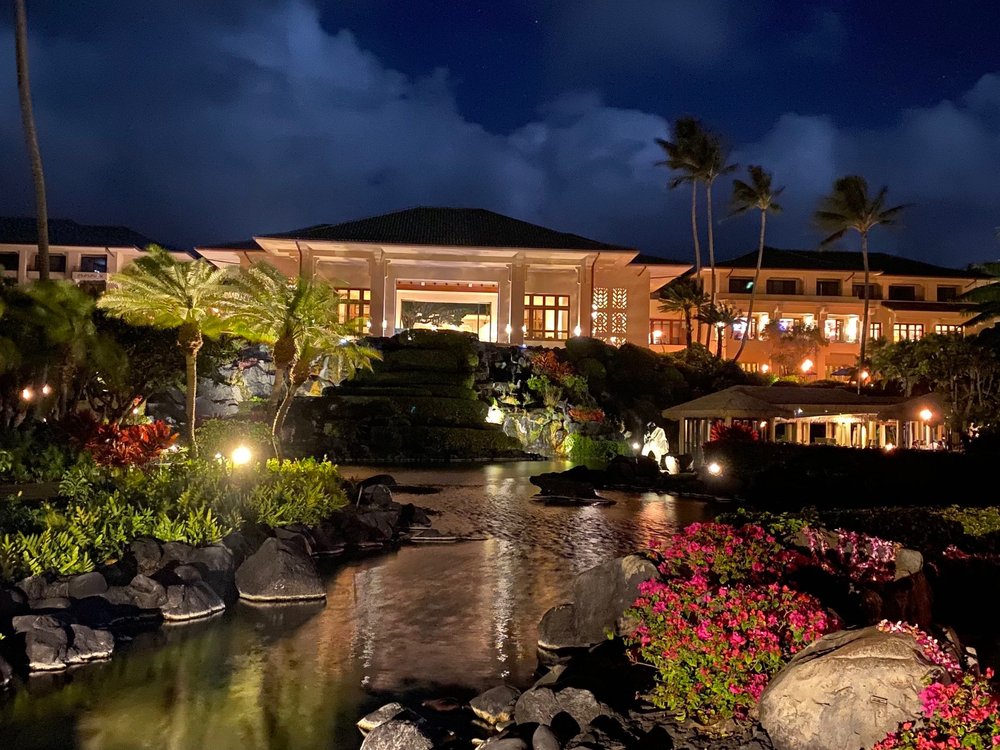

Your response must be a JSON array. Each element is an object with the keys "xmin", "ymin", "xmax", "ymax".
[
  {"xmin": 41, "ymin": 384, "xmax": 52, "ymax": 396},
  {"xmin": 504, "ymin": 324, "xmax": 513, "ymax": 335},
  {"xmin": 20, "ymin": 387, "xmax": 33, "ymax": 401},
  {"xmin": 573, "ymin": 325, "xmax": 582, "ymax": 337},
  {"xmin": 919, "ymin": 408, "xmax": 933, "ymax": 422},
  {"xmin": 860, "ymin": 369, "xmax": 870, "ymax": 381},
  {"xmin": 759, "ymin": 420, "xmax": 768, "ymax": 428},
  {"xmin": 231, "ymin": 445, "xmax": 252, "ymax": 466},
  {"xmin": 631, "ymin": 441, "xmax": 640, "ymax": 451},
  {"xmin": 760, "ymin": 364, "xmax": 770, "ymax": 374},
  {"xmin": 800, "ymin": 358, "xmax": 814, "ymax": 373},
  {"xmin": 884, "ymin": 443, "xmax": 895, "ymax": 452},
  {"xmin": 707, "ymin": 462, "xmax": 722, "ymax": 476}
]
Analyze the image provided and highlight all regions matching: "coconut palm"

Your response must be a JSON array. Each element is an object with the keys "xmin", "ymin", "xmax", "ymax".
[
  {"xmin": 695, "ymin": 130, "xmax": 738, "ymax": 308},
  {"xmin": 957, "ymin": 261, "xmax": 1000, "ymax": 326},
  {"xmin": 656, "ymin": 117, "xmax": 707, "ymax": 276},
  {"xmin": 697, "ymin": 302, "xmax": 742, "ymax": 358},
  {"xmin": 815, "ymin": 176, "xmax": 908, "ymax": 391},
  {"xmin": 658, "ymin": 278, "xmax": 709, "ymax": 348},
  {"xmin": 13, "ymin": 0, "xmax": 49, "ymax": 280},
  {"xmin": 97, "ymin": 246, "xmax": 230, "ymax": 451},
  {"xmin": 224, "ymin": 262, "xmax": 380, "ymax": 452},
  {"xmin": 729, "ymin": 165, "xmax": 784, "ymax": 362}
]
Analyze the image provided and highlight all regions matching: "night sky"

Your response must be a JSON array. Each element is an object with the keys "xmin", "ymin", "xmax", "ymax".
[{"xmin": 1, "ymin": 1, "xmax": 999, "ymax": 266}]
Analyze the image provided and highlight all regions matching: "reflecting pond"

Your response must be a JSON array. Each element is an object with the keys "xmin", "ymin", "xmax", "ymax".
[{"xmin": 0, "ymin": 461, "xmax": 711, "ymax": 750}]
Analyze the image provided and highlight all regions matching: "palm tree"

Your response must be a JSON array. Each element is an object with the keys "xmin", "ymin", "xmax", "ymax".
[
  {"xmin": 271, "ymin": 327, "xmax": 379, "ymax": 457},
  {"xmin": 697, "ymin": 302, "xmax": 742, "ymax": 358},
  {"xmin": 658, "ymin": 278, "xmax": 709, "ymax": 348},
  {"xmin": 656, "ymin": 117, "xmax": 707, "ymax": 277},
  {"xmin": 729, "ymin": 165, "xmax": 784, "ymax": 362},
  {"xmin": 97, "ymin": 246, "xmax": 230, "ymax": 452},
  {"xmin": 13, "ymin": 0, "xmax": 49, "ymax": 281},
  {"xmin": 695, "ymin": 130, "xmax": 737, "ymax": 308},
  {"xmin": 815, "ymin": 176, "xmax": 908, "ymax": 391},
  {"xmin": 957, "ymin": 261, "xmax": 1000, "ymax": 326},
  {"xmin": 225, "ymin": 262, "xmax": 380, "ymax": 452}
]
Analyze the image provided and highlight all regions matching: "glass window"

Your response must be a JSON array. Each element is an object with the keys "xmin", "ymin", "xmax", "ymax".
[
  {"xmin": 335, "ymin": 288, "xmax": 371, "ymax": 331},
  {"xmin": 816, "ymin": 279, "xmax": 842, "ymax": 296},
  {"xmin": 649, "ymin": 319, "xmax": 684, "ymax": 345},
  {"xmin": 0, "ymin": 252, "xmax": 18, "ymax": 272},
  {"xmin": 80, "ymin": 255, "xmax": 108, "ymax": 273},
  {"xmin": 728, "ymin": 277, "xmax": 753, "ymax": 293},
  {"xmin": 893, "ymin": 323, "xmax": 924, "ymax": 342},
  {"xmin": 853, "ymin": 283, "xmax": 881, "ymax": 300},
  {"xmin": 765, "ymin": 279, "xmax": 798, "ymax": 295},
  {"xmin": 870, "ymin": 322, "xmax": 883, "ymax": 340},
  {"xmin": 937, "ymin": 286, "xmax": 959, "ymax": 302},
  {"xmin": 524, "ymin": 294, "xmax": 570, "ymax": 340},
  {"xmin": 888, "ymin": 285, "xmax": 917, "ymax": 301},
  {"xmin": 732, "ymin": 316, "xmax": 759, "ymax": 340},
  {"xmin": 32, "ymin": 254, "xmax": 66, "ymax": 272},
  {"xmin": 824, "ymin": 318, "xmax": 844, "ymax": 342},
  {"xmin": 935, "ymin": 324, "xmax": 962, "ymax": 335}
]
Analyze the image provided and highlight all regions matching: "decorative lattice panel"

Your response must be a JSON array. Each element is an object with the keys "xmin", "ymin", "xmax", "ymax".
[
  {"xmin": 611, "ymin": 288, "xmax": 628, "ymax": 310},
  {"xmin": 611, "ymin": 312, "xmax": 628, "ymax": 335},
  {"xmin": 592, "ymin": 311, "xmax": 608, "ymax": 336},
  {"xmin": 592, "ymin": 287, "xmax": 609, "ymax": 310}
]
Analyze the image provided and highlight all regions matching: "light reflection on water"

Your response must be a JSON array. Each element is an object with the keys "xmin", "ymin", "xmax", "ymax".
[{"xmin": 0, "ymin": 461, "xmax": 711, "ymax": 750}]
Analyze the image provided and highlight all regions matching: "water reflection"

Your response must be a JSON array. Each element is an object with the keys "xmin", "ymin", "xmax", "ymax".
[{"xmin": 0, "ymin": 462, "xmax": 710, "ymax": 750}]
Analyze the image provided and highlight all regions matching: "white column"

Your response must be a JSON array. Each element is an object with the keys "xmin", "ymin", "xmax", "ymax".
[
  {"xmin": 510, "ymin": 260, "xmax": 526, "ymax": 344},
  {"xmin": 578, "ymin": 257, "xmax": 595, "ymax": 337},
  {"xmin": 369, "ymin": 253, "xmax": 386, "ymax": 335}
]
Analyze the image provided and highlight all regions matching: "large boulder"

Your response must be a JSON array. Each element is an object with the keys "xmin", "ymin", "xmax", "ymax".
[
  {"xmin": 161, "ymin": 582, "xmax": 226, "ymax": 622},
  {"xmin": 538, "ymin": 554, "xmax": 659, "ymax": 652},
  {"xmin": 12, "ymin": 614, "xmax": 114, "ymax": 671},
  {"xmin": 359, "ymin": 719, "xmax": 435, "ymax": 750},
  {"xmin": 514, "ymin": 687, "xmax": 612, "ymax": 728},
  {"xmin": 356, "ymin": 702, "xmax": 420, "ymax": 734},
  {"xmin": 530, "ymin": 470, "xmax": 599, "ymax": 499},
  {"xmin": 470, "ymin": 684, "xmax": 521, "ymax": 725},
  {"xmin": 758, "ymin": 626, "xmax": 947, "ymax": 750},
  {"xmin": 235, "ymin": 537, "xmax": 325, "ymax": 602}
]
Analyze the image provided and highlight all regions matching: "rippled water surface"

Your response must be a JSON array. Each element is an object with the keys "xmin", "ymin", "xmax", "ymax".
[{"xmin": 0, "ymin": 461, "xmax": 711, "ymax": 750}]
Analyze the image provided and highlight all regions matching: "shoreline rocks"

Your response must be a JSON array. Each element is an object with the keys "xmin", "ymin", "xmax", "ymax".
[{"xmin": 0, "ymin": 475, "xmax": 435, "ymax": 689}]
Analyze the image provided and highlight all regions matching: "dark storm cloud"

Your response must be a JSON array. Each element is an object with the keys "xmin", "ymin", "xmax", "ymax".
[{"xmin": 0, "ymin": 1, "xmax": 998, "ymax": 268}]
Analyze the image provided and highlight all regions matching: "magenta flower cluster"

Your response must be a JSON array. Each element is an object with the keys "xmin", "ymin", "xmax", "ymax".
[
  {"xmin": 872, "ymin": 670, "xmax": 1000, "ymax": 749},
  {"xmin": 625, "ymin": 523, "xmax": 839, "ymax": 724},
  {"xmin": 876, "ymin": 620, "xmax": 963, "ymax": 678},
  {"xmin": 800, "ymin": 526, "xmax": 899, "ymax": 583}
]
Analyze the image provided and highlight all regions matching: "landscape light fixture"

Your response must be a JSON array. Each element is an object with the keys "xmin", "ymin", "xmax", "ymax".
[
  {"xmin": 41, "ymin": 384, "xmax": 52, "ymax": 396},
  {"xmin": 231, "ymin": 445, "xmax": 252, "ymax": 466},
  {"xmin": 706, "ymin": 462, "xmax": 722, "ymax": 476},
  {"xmin": 760, "ymin": 364, "xmax": 770, "ymax": 374},
  {"xmin": 20, "ymin": 387, "xmax": 33, "ymax": 401},
  {"xmin": 919, "ymin": 408, "xmax": 933, "ymax": 422},
  {"xmin": 573, "ymin": 325, "xmax": 582, "ymax": 337},
  {"xmin": 800, "ymin": 359, "xmax": 814, "ymax": 373},
  {"xmin": 860, "ymin": 370, "xmax": 870, "ymax": 381}
]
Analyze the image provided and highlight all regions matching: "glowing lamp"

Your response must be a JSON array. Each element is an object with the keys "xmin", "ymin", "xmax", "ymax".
[
  {"xmin": 573, "ymin": 325, "xmax": 582, "ymax": 337},
  {"xmin": 706, "ymin": 462, "xmax": 722, "ymax": 476},
  {"xmin": 631, "ymin": 441, "xmax": 640, "ymax": 451},
  {"xmin": 715, "ymin": 321, "xmax": 725, "ymax": 328},
  {"xmin": 919, "ymin": 408, "xmax": 933, "ymax": 422},
  {"xmin": 760, "ymin": 364, "xmax": 770, "ymax": 374},
  {"xmin": 504, "ymin": 324, "xmax": 512, "ymax": 335},
  {"xmin": 884, "ymin": 443, "xmax": 895, "ymax": 452},
  {"xmin": 860, "ymin": 370, "xmax": 870, "ymax": 381},
  {"xmin": 41, "ymin": 384, "xmax": 53, "ymax": 396},
  {"xmin": 231, "ymin": 445, "xmax": 252, "ymax": 466},
  {"xmin": 800, "ymin": 359, "xmax": 814, "ymax": 373},
  {"xmin": 20, "ymin": 387, "xmax": 33, "ymax": 401}
]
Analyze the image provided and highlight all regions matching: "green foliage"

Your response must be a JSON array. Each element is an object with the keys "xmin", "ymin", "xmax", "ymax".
[
  {"xmin": 564, "ymin": 434, "xmax": 630, "ymax": 463},
  {"xmin": 0, "ymin": 456, "xmax": 348, "ymax": 581},
  {"xmin": 0, "ymin": 426, "xmax": 83, "ymax": 483},
  {"xmin": 195, "ymin": 418, "xmax": 276, "ymax": 459},
  {"xmin": 936, "ymin": 505, "xmax": 1000, "ymax": 537}
]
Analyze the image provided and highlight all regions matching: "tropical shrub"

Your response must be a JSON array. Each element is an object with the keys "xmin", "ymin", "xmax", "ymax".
[
  {"xmin": 195, "ymin": 417, "xmax": 275, "ymax": 459},
  {"xmin": 82, "ymin": 419, "xmax": 178, "ymax": 467},
  {"xmin": 563, "ymin": 434, "xmax": 630, "ymax": 463},
  {"xmin": 624, "ymin": 523, "xmax": 839, "ymax": 724},
  {"xmin": 568, "ymin": 406, "xmax": 605, "ymax": 424},
  {"xmin": 798, "ymin": 526, "xmax": 899, "ymax": 584},
  {"xmin": 709, "ymin": 421, "xmax": 758, "ymax": 442},
  {"xmin": 872, "ymin": 671, "xmax": 1000, "ymax": 750}
]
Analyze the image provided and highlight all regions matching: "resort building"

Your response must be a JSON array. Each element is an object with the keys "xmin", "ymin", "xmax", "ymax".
[
  {"xmin": 0, "ymin": 216, "xmax": 182, "ymax": 290},
  {"xmin": 649, "ymin": 248, "xmax": 990, "ymax": 375},
  {"xmin": 197, "ymin": 207, "xmax": 689, "ymax": 347}
]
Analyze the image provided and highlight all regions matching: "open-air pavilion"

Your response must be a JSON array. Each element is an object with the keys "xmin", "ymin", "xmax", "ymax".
[{"xmin": 663, "ymin": 386, "xmax": 946, "ymax": 465}]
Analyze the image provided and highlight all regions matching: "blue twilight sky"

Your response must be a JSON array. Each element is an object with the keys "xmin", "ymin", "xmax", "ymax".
[{"xmin": 0, "ymin": 1, "xmax": 999, "ymax": 266}]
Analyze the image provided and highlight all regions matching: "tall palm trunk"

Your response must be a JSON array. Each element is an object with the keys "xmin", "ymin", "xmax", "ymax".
[
  {"xmin": 178, "ymin": 324, "xmax": 203, "ymax": 454},
  {"xmin": 705, "ymin": 179, "xmax": 718, "ymax": 351},
  {"xmin": 858, "ymin": 231, "xmax": 871, "ymax": 395},
  {"xmin": 734, "ymin": 210, "xmax": 767, "ymax": 362},
  {"xmin": 13, "ymin": 0, "xmax": 49, "ymax": 281},
  {"xmin": 689, "ymin": 182, "xmax": 704, "ymax": 347},
  {"xmin": 683, "ymin": 307, "xmax": 693, "ymax": 347},
  {"xmin": 271, "ymin": 359, "xmax": 307, "ymax": 460}
]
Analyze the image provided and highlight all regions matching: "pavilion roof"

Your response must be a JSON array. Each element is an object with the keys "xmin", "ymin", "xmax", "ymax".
[{"xmin": 662, "ymin": 385, "xmax": 904, "ymax": 420}]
